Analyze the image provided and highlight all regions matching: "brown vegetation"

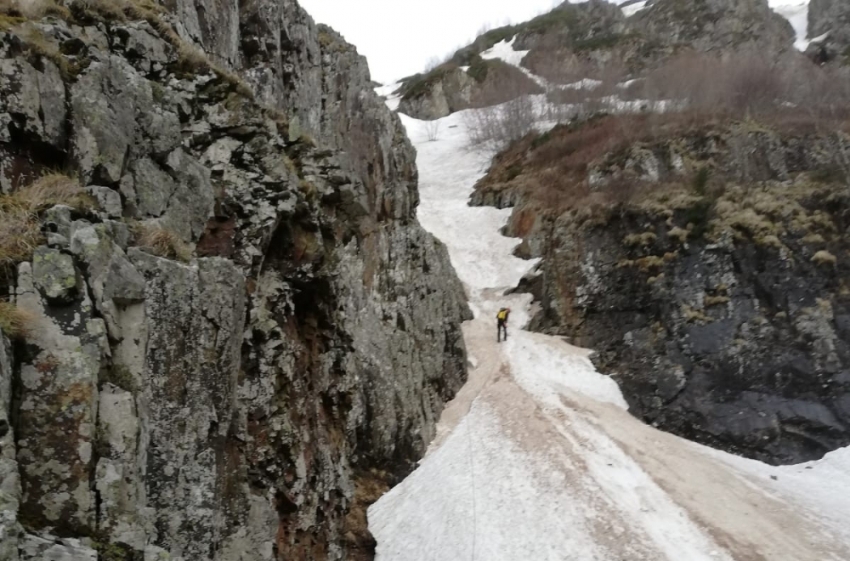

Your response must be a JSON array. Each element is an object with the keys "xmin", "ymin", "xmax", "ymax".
[
  {"xmin": 0, "ymin": 173, "xmax": 93, "ymax": 269},
  {"xmin": 132, "ymin": 222, "xmax": 192, "ymax": 262},
  {"xmin": 473, "ymin": 48, "xmax": 850, "ymax": 217},
  {"xmin": 0, "ymin": 301, "xmax": 34, "ymax": 339}
]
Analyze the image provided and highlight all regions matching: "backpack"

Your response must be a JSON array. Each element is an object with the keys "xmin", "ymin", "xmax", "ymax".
[{"xmin": 497, "ymin": 309, "xmax": 508, "ymax": 321}]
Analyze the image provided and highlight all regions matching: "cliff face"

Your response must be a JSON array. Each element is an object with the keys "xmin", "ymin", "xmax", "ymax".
[
  {"xmin": 808, "ymin": 0, "xmax": 850, "ymax": 63},
  {"xmin": 472, "ymin": 118, "xmax": 850, "ymax": 466},
  {"xmin": 0, "ymin": 1, "xmax": 470, "ymax": 560}
]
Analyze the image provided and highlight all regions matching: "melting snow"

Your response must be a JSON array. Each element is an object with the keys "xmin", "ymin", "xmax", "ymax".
[
  {"xmin": 375, "ymin": 81, "xmax": 402, "ymax": 111},
  {"xmin": 769, "ymin": 0, "xmax": 811, "ymax": 50},
  {"xmin": 480, "ymin": 37, "xmax": 529, "ymax": 68},
  {"xmin": 621, "ymin": 1, "xmax": 649, "ymax": 18},
  {"xmin": 368, "ymin": 93, "xmax": 850, "ymax": 560},
  {"xmin": 559, "ymin": 78, "xmax": 604, "ymax": 90}
]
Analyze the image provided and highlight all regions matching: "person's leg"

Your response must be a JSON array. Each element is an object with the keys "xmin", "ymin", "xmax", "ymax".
[{"xmin": 497, "ymin": 322, "xmax": 501, "ymax": 342}]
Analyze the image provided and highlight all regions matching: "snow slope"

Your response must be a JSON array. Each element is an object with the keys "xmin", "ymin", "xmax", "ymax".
[
  {"xmin": 375, "ymin": 81, "xmax": 402, "ymax": 111},
  {"xmin": 769, "ymin": 0, "xmax": 811, "ymax": 50},
  {"xmin": 367, "ymin": 106, "xmax": 850, "ymax": 560}
]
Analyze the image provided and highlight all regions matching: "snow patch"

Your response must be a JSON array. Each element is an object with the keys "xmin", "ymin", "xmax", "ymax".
[
  {"xmin": 769, "ymin": 0, "xmax": 811, "ymax": 51},
  {"xmin": 621, "ymin": 1, "xmax": 649, "ymax": 18},
  {"xmin": 559, "ymin": 78, "xmax": 603, "ymax": 90},
  {"xmin": 375, "ymin": 81, "xmax": 402, "ymax": 111},
  {"xmin": 480, "ymin": 37, "xmax": 529, "ymax": 68}
]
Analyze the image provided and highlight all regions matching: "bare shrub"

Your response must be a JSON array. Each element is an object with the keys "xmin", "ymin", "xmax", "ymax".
[
  {"xmin": 424, "ymin": 119, "xmax": 441, "ymax": 142},
  {"xmin": 464, "ymin": 70, "xmax": 540, "ymax": 150},
  {"xmin": 7, "ymin": 173, "xmax": 94, "ymax": 211},
  {"xmin": 464, "ymin": 96, "xmax": 536, "ymax": 151},
  {"xmin": 643, "ymin": 51, "xmax": 850, "ymax": 123}
]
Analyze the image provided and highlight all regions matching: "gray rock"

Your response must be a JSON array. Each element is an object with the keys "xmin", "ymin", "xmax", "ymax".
[
  {"xmin": 86, "ymin": 186, "xmax": 123, "ymax": 219},
  {"xmin": 15, "ymin": 261, "xmax": 105, "ymax": 534},
  {"xmin": 95, "ymin": 384, "xmax": 149, "ymax": 549},
  {"xmin": 809, "ymin": 0, "xmax": 850, "ymax": 61},
  {"xmin": 71, "ymin": 56, "xmax": 142, "ymax": 184},
  {"xmin": 31, "ymin": 247, "xmax": 80, "ymax": 305},
  {"xmin": 0, "ymin": 334, "xmax": 20, "ymax": 561},
  {"xmin": 113, "ymin": 21, "xmax": 171, "ymax": 72},
  {"xmin": 42, "ymin": 206, "xmax": 74, "ymax": 242},
  {"xmin": 0, "ymin": 3, "xmax": 473, "ymax": 558},
  {"xmin": 18, "ymin": 534, "xmax": 96, "ymax": 561},
  {"xmin": 0, "ymin": 55, "xmax": 65, "ymax": 148},
  {"xmin": 129, "ymin": 251, "xmax": 247, "ymax": 559},
  {"xmin": 161, "ymin": 149, "xmax": 215, "ymax": 242},
  {"xmin": 70, "ymin": 224, "xmax": 146, "ymax": 340}
]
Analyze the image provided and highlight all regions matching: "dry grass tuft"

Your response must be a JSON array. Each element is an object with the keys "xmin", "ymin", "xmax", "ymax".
[
  {"xmin": 132, "ymin": 223, "xmax": 192, "ymax": 262},
  {"xmin": 682, "ymin": 305, "xmax": 712, "ymax": 324},
  {"xmin": 811, "ymin": 250, "xmax": 837, "ymax": 266},
  {"xmin": 0, "ymin": 173, "xmax": 93, "ymax": 268},
  {"xmin": 0, "ymin": 301, "xmax": 35, "ymax": 339},
  {"xmin": 704, "ymin": 295, "xmax": 730, "ymax": 307},
  {"xmin": 4, "ymin": 173, "xmax": 94, "ymax": 212},
  {"xmin": 0, "ymin": 0, "xmax": 69, "ymax": 20},
  {"xmin": 667, "ymin": 226, "xmax": 689, "ymax": 244},
  {"xmin": 175, "ymin": 43, "xmax": 253, "ymax": 98},
  {"xmin": 623, "ymin": 232, "xmax": 657, "ymax": 247}
]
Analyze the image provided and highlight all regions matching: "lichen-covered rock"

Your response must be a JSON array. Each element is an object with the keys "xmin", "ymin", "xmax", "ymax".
[
  {"xmin": 15, "ymin": 261, "xmax": 106, "ymax": 534},
  {"xmin": 31, "ymin": 248, "xmax": 79, "ymax": 305},
  {"xmin": 0, "ymin": 1, "xmax": 470, "ymax": 559},
  {"xmin": 18, "ymin": 534, "xmax": 96, "ymax": 561},
  {"xmin": 632, "ymin": 0, "xmax": 794, "ymax": 54}
]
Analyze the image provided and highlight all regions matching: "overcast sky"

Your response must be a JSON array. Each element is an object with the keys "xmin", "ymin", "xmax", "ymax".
[{"xmin": 299, "ymin": 0, "xmax": 565, "ymax": 83}]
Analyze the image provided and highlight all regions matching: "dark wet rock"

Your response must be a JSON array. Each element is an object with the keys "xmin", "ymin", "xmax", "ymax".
[{"xmin": 475, "ymin": 119, "xmax": 850, "ymax": 465}]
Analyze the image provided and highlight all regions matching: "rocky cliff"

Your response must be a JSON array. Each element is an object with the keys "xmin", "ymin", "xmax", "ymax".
[
  {"xmin": 472, "ymin": 116, "xmax": 850, "ymax": 465},
  {"xmin": 808, "ymin": 0, "xmax": 850, "ymax": 64},
  {"xmin": 0, "ymin": 1, "xmax": 470, "ymax": 560}
]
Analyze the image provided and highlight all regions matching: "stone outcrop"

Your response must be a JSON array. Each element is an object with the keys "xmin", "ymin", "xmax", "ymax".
[
  {"xmin": 807, "ymin": 0, "xmax": 850, "ymax": 64},
  {"xmin": 631, "ymin": 0, "xmax": 794, "ymax": 54},
  {"xmin": 0, "ymin": 1, "xmax": 470, "ymax": 559},
  {"xmin": 472, "ymin": 118, "xmax": 850, "ymax": 465},
  {"xmin": 396, "ymin": 59, "xmax": 542, "ymax": 120}
]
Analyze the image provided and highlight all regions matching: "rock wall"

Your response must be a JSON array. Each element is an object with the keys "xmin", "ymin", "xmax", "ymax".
[
  {"xmin": 808, "ymin": 0, "xmax": 850, "ymax": 64},
  {"xmin": 0, "ymin": 1, "xmax": 470, "ymax": 559},
  {"xmin": 396, "ymin": 60, "xmax": 542, "ymax": 121},
  {"xmin": 473, "ymin": 120, "xmax": 850, "ymax": 465}
]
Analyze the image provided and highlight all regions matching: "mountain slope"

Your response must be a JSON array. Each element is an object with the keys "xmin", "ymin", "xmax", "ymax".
[{"xmin": 395, "ymin": 0, "xmax": 798, "ymax": 120}]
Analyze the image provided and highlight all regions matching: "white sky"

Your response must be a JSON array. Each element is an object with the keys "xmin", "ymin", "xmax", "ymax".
[{"xmin": 299, "ymin": 0, "xmax": 565, "ymax": 83}]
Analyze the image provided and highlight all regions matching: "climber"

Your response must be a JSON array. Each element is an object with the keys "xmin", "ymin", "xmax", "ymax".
[{"xmin": 497, "ymin": 307, "xmax": 511, "ymax": 343}]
